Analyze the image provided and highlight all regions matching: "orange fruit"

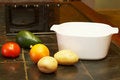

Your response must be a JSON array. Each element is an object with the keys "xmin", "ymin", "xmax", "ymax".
[{"xmin": 29, "ymin": 44, "xmax": 50, "ymax": 63}]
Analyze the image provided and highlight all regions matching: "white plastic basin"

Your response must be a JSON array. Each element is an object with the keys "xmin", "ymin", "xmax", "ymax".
[{"xmin": 50, "ymin": 22, "xmax": 119, "ymax": 60}]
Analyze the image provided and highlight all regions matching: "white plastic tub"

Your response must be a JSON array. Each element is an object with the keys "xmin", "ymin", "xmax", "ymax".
[{"xmin": 50, "ymin": 22, "xmax": 119, "ymax": 60}]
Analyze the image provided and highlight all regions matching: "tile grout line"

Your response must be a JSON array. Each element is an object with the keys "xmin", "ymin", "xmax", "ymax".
[
  {"xmin": 80, "ymin": 61, "xmax": 95, "ymax": 80},
  {"xmin": 22, "ymin": 48, "xmax": 29, "ymax": 80}
]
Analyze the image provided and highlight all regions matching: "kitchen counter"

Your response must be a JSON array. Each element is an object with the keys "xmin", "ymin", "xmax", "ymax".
[
  {"xmin": 0, "ymin": 34, "xmax": 120, "ymax": 80},
  {"xmin": 0, "ymin": 1, "xmax": 120, "ymax": 80}
]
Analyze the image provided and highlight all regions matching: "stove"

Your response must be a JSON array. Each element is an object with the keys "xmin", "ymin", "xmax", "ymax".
[{"xmin": 5, "ymin": 4, "xmax": 59, "ymax": 35}]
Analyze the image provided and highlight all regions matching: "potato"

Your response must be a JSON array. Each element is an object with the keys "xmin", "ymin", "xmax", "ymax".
[
  {"xmin": 54, "ymin": 50, "xmax": 79, "ymax": 65},
  {"xmin": 37, "ymin": 56, "xmax": 58, "ymax": 73}
]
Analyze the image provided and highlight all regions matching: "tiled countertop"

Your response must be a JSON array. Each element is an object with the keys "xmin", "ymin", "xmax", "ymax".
[{"xmin": 0, "ymin": 34, "xmax": 120, "ymax": 80}]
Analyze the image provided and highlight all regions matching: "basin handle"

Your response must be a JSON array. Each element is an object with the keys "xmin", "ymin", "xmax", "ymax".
[
  {"xmin": 111, "ymin": 27, "xmax": 119, "ymax": 34},
  {"xmin": 50, "ymin": 24, "xmax": 59, "ymax": 32}
]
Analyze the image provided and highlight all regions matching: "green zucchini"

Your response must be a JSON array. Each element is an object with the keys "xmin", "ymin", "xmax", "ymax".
[{"xmin": 16, "ymin": 30, "xmax": 42, "ymax": 48}]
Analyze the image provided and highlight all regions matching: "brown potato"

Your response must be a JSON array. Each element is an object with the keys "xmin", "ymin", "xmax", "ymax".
[
  {"xmin": 37, "ymin": 56, "xmax": 58, "ymax": 73},
  {"xmin": 54, "ymin": 50, "xmax": 79, "ymax": 65}
]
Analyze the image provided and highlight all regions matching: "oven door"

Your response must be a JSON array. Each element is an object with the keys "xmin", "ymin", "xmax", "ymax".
[{"xmin": 5, "ymin": 4, "xmax": 59, "ymax": 35}]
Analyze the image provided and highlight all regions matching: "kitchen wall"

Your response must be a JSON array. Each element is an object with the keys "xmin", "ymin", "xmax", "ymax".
[{"xmin": 82, "ymin": 0, "xmax": 120, "ymax": 10}]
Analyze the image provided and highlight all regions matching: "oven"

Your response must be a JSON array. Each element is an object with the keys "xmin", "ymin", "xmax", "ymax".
[{"xmin": 5, "ymin": 4, "xmax": 60, "ymax": 35}]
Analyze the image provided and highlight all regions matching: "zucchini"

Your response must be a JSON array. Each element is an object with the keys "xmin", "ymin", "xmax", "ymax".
[{"xmin": 16, "ymin": 30, "xmax": 42, "ymax": 48}]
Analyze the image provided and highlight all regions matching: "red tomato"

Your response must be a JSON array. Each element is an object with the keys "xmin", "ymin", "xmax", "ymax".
[{"xmin": 1, "ymin": 41, "xmax": 21, "ymax": 58}]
